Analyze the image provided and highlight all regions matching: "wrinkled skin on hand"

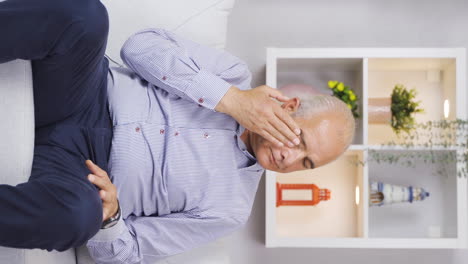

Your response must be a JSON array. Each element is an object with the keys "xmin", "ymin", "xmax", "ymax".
[{"xmin": 216, "ymin": 85, "xmax": 302, "ymax": 148}]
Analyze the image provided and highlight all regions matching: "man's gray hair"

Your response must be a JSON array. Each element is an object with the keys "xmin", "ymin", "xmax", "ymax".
[{"xmin": 288, "ymin": 92, "xmax": 356, "ymax": 151}]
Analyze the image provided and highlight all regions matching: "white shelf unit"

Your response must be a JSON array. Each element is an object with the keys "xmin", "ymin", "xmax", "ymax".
[{"xmin": 265, "ymin": 48, "xmax": 467, "ymax": 249}]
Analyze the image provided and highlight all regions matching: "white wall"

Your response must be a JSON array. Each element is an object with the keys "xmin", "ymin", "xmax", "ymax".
[{"xmin": 224, "ymin": 0, "xmax": 468, "ymax": 263}]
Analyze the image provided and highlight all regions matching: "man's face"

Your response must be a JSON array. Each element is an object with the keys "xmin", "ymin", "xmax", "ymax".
[{"xmin": 250, "ymin": 113, "xmax": 345, "ymax": 173}]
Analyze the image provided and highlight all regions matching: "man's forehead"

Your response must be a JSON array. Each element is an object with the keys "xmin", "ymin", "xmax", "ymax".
[{"xmin": 300, "ymin": 119, "xmax": 343, "ymax": 167}]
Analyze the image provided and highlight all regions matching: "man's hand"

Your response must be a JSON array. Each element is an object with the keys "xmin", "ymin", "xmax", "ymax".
[
  {"xmin": 86, "ymin": 160, "xmax": 119, "ymax": 221},
  {"xmin": 215, "ymin": 85, "xmax": 301, "ymax": 147}
]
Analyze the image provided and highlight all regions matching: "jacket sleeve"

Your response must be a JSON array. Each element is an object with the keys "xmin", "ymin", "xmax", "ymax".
[
  {"xmin": 120, "ymin": 28, "xmax": 252, "ymax": 110},
  {"xmin": 86, "ymin": 210, "xmax": 245, "ymax": 264}
]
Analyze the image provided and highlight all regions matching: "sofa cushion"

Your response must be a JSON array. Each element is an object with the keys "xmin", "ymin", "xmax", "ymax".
[
  {"xmin": 0, "ymin": 60, "xmax": 34, "ymax": 185},
  {"xmin": 102, "ymin": 0, "xmax": 235, "ymax": 66},
  {"xmin": 0, "ymin": 248, "xmax": 76, "ymax": 264}
]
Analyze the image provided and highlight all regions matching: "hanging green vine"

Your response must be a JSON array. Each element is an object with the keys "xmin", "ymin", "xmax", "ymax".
[{"xmin": 368, "ymin": 119, "xmax": 468, "ymax": 178}]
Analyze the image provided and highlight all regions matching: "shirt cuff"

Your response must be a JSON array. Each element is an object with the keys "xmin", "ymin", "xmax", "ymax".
[
  {"xmin": 88, "ymin": 218, "xmax": 126, "ymax": 242},
  {"xmin": 184, "ymin": 69, "xmax": 232, "ymax": 110}
]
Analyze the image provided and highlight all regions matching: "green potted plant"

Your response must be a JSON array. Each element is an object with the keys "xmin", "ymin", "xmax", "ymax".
[
  {"xmin": 368, "ymin": 84, "xmax": 424, "ymax": 134},
  {"xmin": 327, "ymin": 80, "xmax": 359, "ymax": 118},
  {"xmin": 390, "ymin": 85, "xmax": 424, "ymax": 134}
]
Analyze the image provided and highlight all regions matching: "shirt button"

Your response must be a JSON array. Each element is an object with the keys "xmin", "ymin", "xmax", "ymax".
[
  {"xmin": 160, "ymin": 129, "xmax": 165, "ymax": 134},
  {"xmin": 175, "ymin": 131, "xmax": 179, "ymax": 136},
  {"xmin": 162, "ymin": 76, "xmax": 167, "ymax": 81},
  {"xmin": 198, "ymin": 104, "xmax": 202, "ymax": 107},
  {"xmin": 203, "ymin": 132, "xmax": 210, "ymax": 138},
  {"xmin": 198, "ymin": 98, "xmax": 204, "ymax": 104},
  {"xmin": 135, "ymin": 127, "xmax": 140, "ymax": 132}
]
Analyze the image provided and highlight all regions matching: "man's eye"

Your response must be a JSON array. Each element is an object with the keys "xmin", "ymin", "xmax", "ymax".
[{"xmin": 303, "ymin": 158, "xmax": 314, "ymax": 169}]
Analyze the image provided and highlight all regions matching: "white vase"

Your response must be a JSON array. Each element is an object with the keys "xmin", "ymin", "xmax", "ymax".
[{"xmin": 368, "ymin": 97, "xmax": 392, "ymax": 124}]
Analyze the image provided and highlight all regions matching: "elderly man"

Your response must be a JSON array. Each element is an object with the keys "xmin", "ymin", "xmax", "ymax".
[
  {"xmin": 0, "ymin": 0, "xmax": 354, "ymax": 263},
  {"xmin": 83, "ymin": 29, "xmax": 355, "ymax": 263}
]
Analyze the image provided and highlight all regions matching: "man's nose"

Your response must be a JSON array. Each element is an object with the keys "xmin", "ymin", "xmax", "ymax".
[
  {"xmin": 279, "ymin": 148, "xmax": 288, "ymax": 161},
  {"xmin": 279, "ymin": 147, "xmax": 297, "ymax": 164}
]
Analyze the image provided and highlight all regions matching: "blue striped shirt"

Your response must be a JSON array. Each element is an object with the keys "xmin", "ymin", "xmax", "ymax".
[{"xmin": 86, "ymin": 29, "xmax": 264, "ymax": 264}]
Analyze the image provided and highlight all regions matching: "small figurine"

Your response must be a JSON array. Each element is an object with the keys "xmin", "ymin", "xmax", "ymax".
[
  {"xmin": 370, "ymin": 181, "xmax": 430, "ymax": 206},
  {"xmin": 276, "ymin": 182, "xmax": 331, "ymax": 207}
]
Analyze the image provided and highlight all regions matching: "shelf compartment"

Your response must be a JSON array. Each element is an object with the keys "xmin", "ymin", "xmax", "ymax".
[
  {"xmin": 275, "ymin": 150, "xmax": 365, "ymax": 238},
  {"xmin": 367, "ymin": 58, "xmax": 457, "ymax": 145},
  {"xmin": 265, "ymin": 48, "xmax": 467, "ymax": 249},
  {"xmin": 368, "ymin": 149, "xmax": 458, "ymax": 239},
  {"xmin": 276, "ymin": 58, "xmax": 365, "ymax": 145}
]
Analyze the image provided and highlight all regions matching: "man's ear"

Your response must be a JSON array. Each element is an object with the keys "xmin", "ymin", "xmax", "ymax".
[{"xmin": 281, "ymin": 97, "xmax": 301, "ymax": 113}]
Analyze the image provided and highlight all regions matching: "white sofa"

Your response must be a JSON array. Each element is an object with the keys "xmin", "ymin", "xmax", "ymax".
[{"xmin": 0, "ymin": 0, "xmax": 235, "ymax": 263}]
